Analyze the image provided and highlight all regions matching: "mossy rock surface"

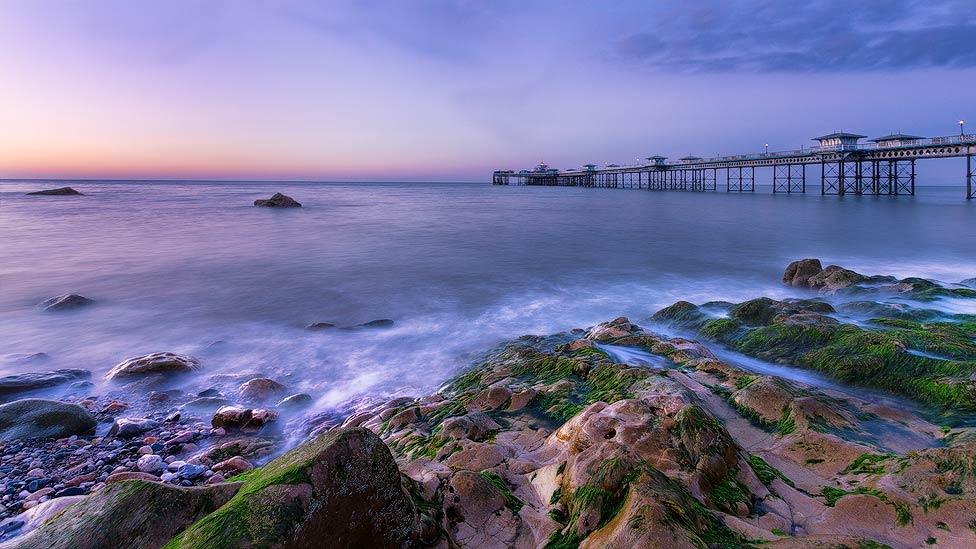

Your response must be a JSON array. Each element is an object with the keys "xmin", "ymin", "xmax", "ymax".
[
  {"xmin": 166, "ymin": 427, "xmax": 426, "ymax": 549},
  {"xmin": 5, "ymin": 480, "xmax": 240, "ymax": 549},
  {"xmin": 659, "ymin": 294, "xmax": 976, "ymax": 411}
]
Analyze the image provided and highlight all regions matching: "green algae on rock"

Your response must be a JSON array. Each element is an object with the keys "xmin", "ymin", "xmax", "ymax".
[{"xmin": 166, "ymin": 427, "xmax": 430, "ymax": 548}]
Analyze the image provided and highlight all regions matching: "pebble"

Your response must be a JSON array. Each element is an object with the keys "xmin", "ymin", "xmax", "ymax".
[
  {"xmin": 136, "ymin": 455, "xmax": 164, "ymax": 474},
  {"xmin": 105, "ymin": 472, "xmax": 159, "ymax": 483},
  {"xmin": 212, "ymin": 456, "xmax": 253, "ymax": 475},
  {"xmin": 176, "ymin": 463, "xmax": 206, "ymax": 480}
]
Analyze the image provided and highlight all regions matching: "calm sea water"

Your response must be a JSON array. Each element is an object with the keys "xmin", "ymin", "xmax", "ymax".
[{"xmin": 1, "ymin": 180, "xmax": 974, "ymax": 413}]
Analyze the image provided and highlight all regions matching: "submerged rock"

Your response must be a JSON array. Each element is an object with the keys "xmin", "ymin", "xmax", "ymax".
[
  {"xmin": 168, "ymin": 427, "xmax": 429, "ymax": 548},
  {"xmin": 305, "ymin": 321, "xmax": 337, "ymax": 330},
  {"xmin": 105, "ymin": 352, "xmax": 200, "ymax": 380},
  {"xmin": 253, "ymin": 192, "xmax": 301, "ymax": 208},
  {"xmin": 0, "ymin": 369, "xmax": 90, "ymax": 397},
  {"xmin": 25, "ymin": 187, "xmax": 83, "ymax": 196},
  {"xmin": 0, "ymin": 399, "xmax": 95, "ymax": 441},
  {"xmin": 39, "ymin": 294, "xmax": 93, "ymax": 311},
  {"xmin": 4, "ymin": 480, "xmax": 239, "ymax": 549}
]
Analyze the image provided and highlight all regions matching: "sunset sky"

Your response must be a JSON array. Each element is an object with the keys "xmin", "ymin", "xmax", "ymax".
[{"xmin": 1, "ymin": 0, "xmax": 974, "ymax": 181}]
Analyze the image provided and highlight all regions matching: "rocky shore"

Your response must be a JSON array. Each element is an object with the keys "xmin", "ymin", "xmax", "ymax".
[{"xmin": 1, "ymin": 259, "xmax": 974, "ymax": 548}]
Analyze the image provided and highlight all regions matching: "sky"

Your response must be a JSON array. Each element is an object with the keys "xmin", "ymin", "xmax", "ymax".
[{"xmin": 0, "ymin": 0, "xmax": 974, "ymax": 182}]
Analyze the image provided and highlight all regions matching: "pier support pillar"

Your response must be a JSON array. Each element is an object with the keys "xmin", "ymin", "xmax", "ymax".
[
  {"xmin": 774, "ymin": 164, "xmax": 806, "ymax": 193},
  {"xmin": 727, "ymin": 167, "xmax": 754, "ymax": 192},
  {"xmin": 968, "ymin": 154, "xmax": 974, "ymax": 199},
  {"xmin": 821, "ymin": 161, "xmax": 839, "ymax": 195}
]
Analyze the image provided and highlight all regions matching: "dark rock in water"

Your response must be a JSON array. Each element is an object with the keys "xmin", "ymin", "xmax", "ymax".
[
  {"xmin": 39, "ymin": 294, "xmax": 93, "ymax": 312},
  {"xmin": 107, "ymin": 417, "xmax": 159, "ymax": 439},
  {"xmin": 782, "ymin": 258, "xmax": 823, "ymax": 287},
  {"xmin": 355, "ymin": 319, "xmax": 395, "ymax": 329},
  {"xmin": 305, "ymin": 321, "xmax": 337, "ymax": 330},
  {"xmin": 105, "ymin": 352, "xmax": 200, "ymax": 380},
  {"xmin": 0, "ymin": 369, "xmax": 90, "ymax": 397},
  {"xmin": 253, "ymin": 192, "xmax": 301, "ymax": 208},
  {"xmin": 25, "ymin": 187, "xmax": 83, "ymax": 196},
  {"xmin": 169, "ymin": 427, "xmax": 429, "ymax": 548},
  {"xmin": 276, "ymin": 393, "xmax": 313, "ymax": 409},
  {"xmin": 0, "ymin": 399, "xmax": 96, "ymax": 441},
  {"xmin": 197, "ymin": 388, "xmax": 221, "ymax": 397},
  {"xmin": 3, "ymin": 480, "xmax": 240, "ymax": 549}
]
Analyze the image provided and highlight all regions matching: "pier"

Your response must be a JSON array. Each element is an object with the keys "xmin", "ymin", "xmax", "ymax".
[{"xmin": 493, "ymin": 131, "xmax": 976, "ymax": 199}]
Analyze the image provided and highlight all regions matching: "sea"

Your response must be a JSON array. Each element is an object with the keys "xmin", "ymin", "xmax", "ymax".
[{"xmin": 2, "ymin": 180, "xmax": 974, "ymax": 418}]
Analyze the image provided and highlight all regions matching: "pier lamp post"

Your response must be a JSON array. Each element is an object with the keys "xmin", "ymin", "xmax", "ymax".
[
  {"xmin": 961, "ymin": 120, "xmax": 966, "ymax": 137},
  {"xmin": 764, "ymin": 143, "xmax": 769, "ymax": 155}
]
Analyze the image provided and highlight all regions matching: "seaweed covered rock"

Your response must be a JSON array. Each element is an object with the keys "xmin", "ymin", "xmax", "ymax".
[
  {"xmin": 4, "ymin": 481, "xmax": 240, "ymax": 549},
  {"xmin": 167, "ymin": 427, "xmax": 429, "ymax": 548},
  {"xmin": 0, "ymin": 399, "xmax": 95, "ymax": 441}
]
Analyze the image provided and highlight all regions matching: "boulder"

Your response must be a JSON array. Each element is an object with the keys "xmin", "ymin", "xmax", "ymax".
[
  {"xmin": 3, "ymin": 480, "xmax": 239, "ymax": 549},
  {"xmin": 807, "ymin": 265, "xmax": 864, "ymax": 293},
  {"xmin": 26, "ymin": 187, "xmax": 82, "ymax": 196},
  {"xmin": 39, "ymin": 294, "xmax": 93, "ymax": 312},
  {"xmin": 0, "ymin": 399, "xmax": 95, "ymax": 441},
  {"xmin": 0, "ymin": 369, "xmax": 90, "ymax": 397},
  {"xmin": 105, "ymin": 352, "xmax": 200, "ymax": 380},
  {"xmin": 168, "ymin": 427, "xmax": 429, "ymax": 548},
  {"xmin": 211, "ymin": 405, "xmax": 278, "ymax": 431},
  {"xmin": 107, "ymin": 417, "xmax": 159, "ymax": 439},
  {"xmin": 253, "ymin": 192, "xmax": 301, "ymax": 207},
  {"xmin": 237, "ymin": 377, "xmax": 286, "ymax": 402},
  {"xmin": 305, "ymin": 322, "xmax": 336, "ymax": 330},
  {"xmin": 782, "ymin": 258, "xmax": 823, "ymax": 287}
]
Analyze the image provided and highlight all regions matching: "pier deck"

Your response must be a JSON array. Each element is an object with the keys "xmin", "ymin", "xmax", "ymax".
[{"xmin": 493, "ymin": 132, "xmax": 976, "ymax": 199}]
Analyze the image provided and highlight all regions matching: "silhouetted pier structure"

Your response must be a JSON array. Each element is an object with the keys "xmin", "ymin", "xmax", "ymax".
[{"xmin": 493, "ymin": 131, "xmax": 976, "ymax": 199}]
